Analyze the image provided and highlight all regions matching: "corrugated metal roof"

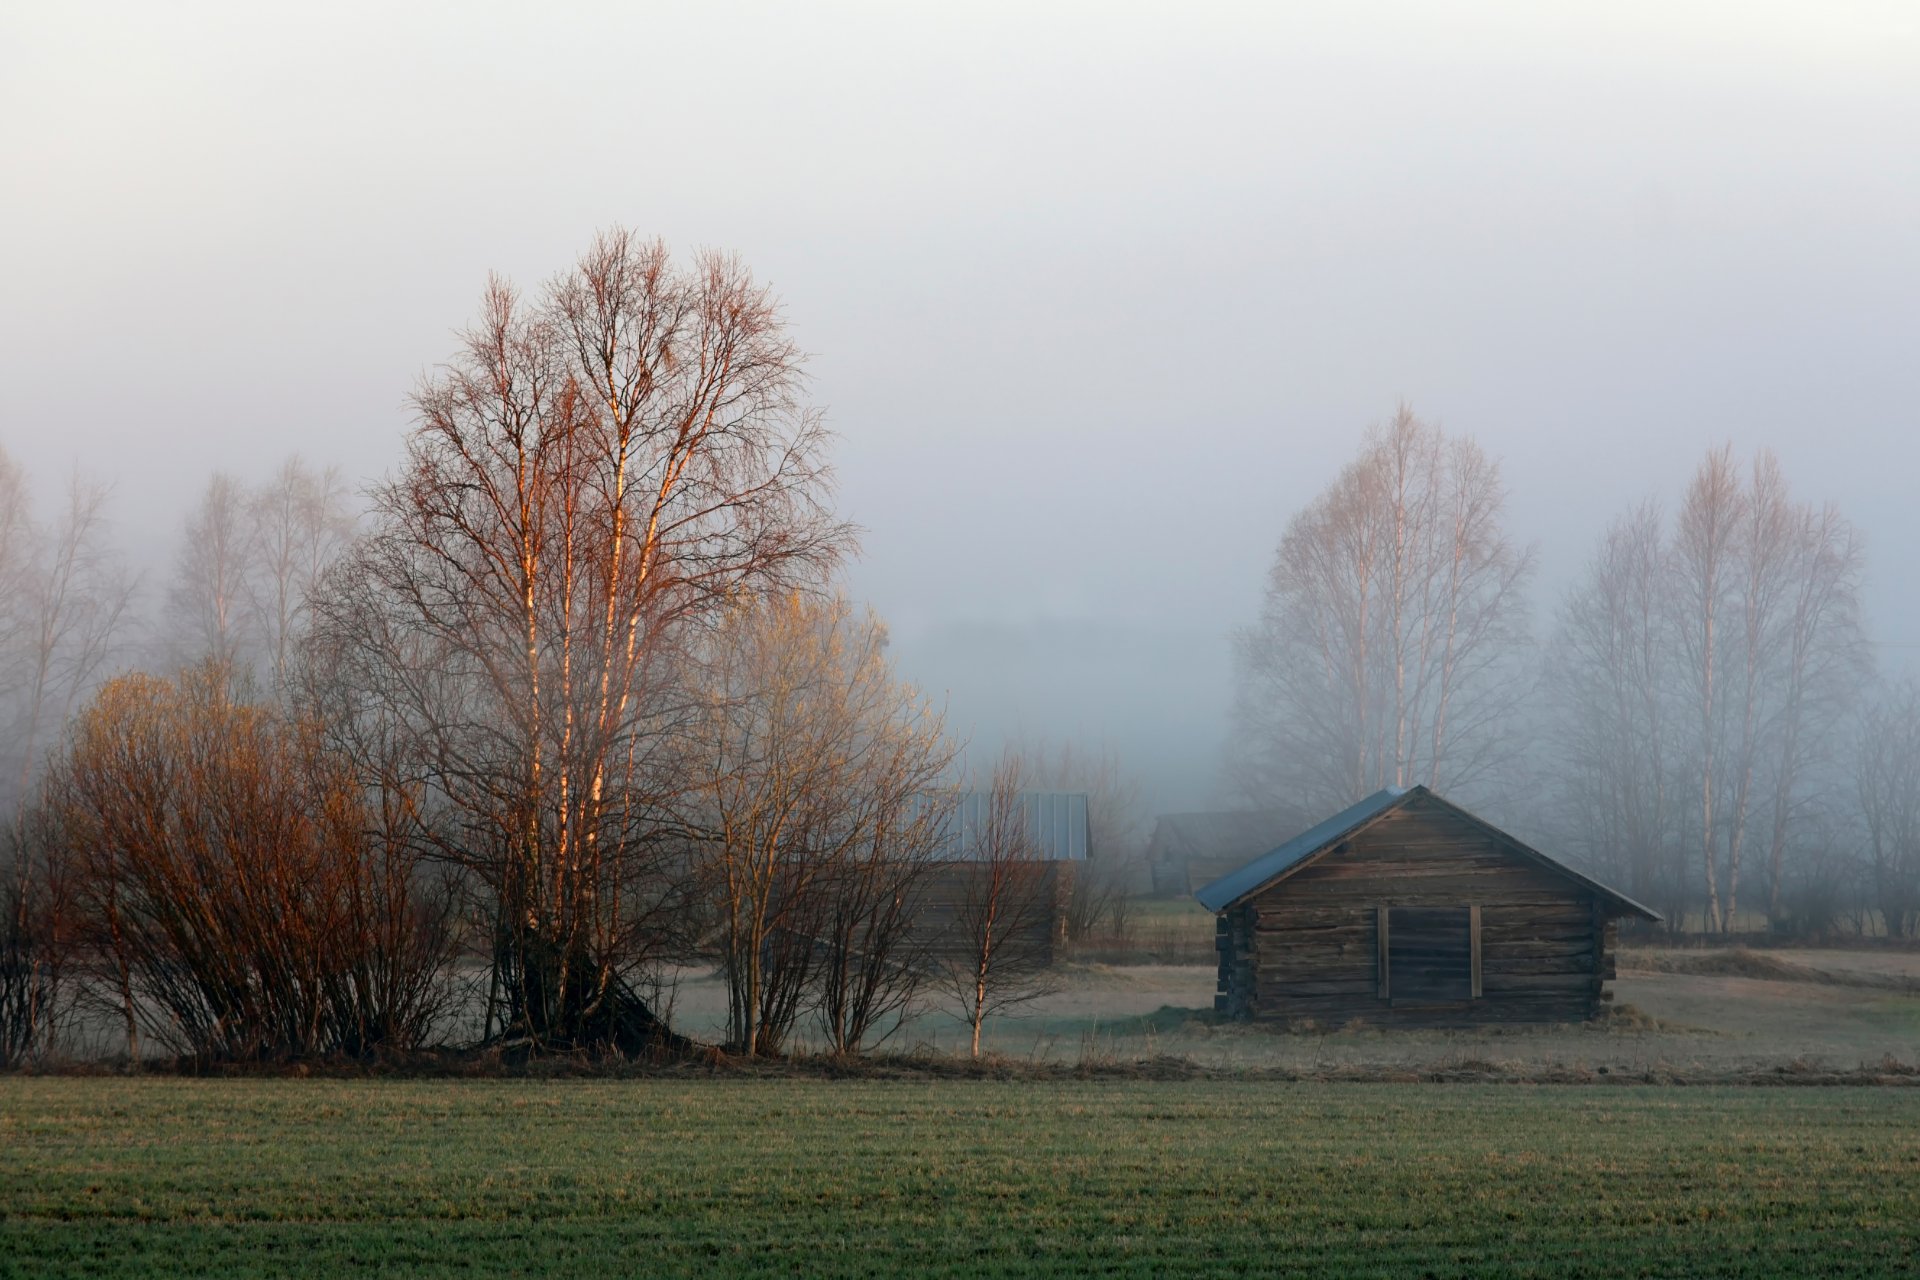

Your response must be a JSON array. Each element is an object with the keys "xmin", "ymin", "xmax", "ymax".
[
  {"xmin": 1193, "ymin": 784, "xmax": 1662, "ymax": 921},
  {"xmin": 925, "ymin": 790, "xmax": 1089, "ymax": 862},
  {"xmin": 1194, "ymin": 787, "xmax": 1406, "ymax": 912}
]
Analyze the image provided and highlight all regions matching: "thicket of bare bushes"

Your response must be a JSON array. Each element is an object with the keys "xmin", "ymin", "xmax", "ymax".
[
  {"xmin": 0, "ymin": 824, "xmax": 69, "ymax": 1067},
  {"xmin": 31, "ymin": 666, "xmax": 460, "ymax": 1062}
]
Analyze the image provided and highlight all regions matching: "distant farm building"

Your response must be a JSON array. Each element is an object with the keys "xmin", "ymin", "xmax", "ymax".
[
  {"xmin": 917, "ymin": 790, "xmax": 1089, "ymax": 965},
  {"xmin": 1197, "ymin": 786, "xmax": 1658, "ymax": 1024},
  {"xmin": 1145, "ymin": 808, "xmax": 1310, "ymax": 897}
]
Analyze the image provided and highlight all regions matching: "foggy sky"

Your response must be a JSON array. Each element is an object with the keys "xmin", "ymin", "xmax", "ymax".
[{"xmin": 3, "ymin": 2, "xmax": 1917, "ymax": 812}]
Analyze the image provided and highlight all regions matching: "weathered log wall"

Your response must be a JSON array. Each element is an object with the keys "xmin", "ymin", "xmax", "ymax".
[
  {"xmin": 1216, "ymin": 796, "xmax": 1616, "ymax": 1025},
  {"xmin": 911, "ymin": 862, "xmax": 1065, "ymax": 965}
]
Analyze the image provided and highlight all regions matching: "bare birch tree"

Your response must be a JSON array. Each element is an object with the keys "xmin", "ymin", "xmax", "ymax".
[
  {"xmin": 0, "ymin": 469, "xmax": 137, "ymax": 813},
  {"xmin": 309, "ymin": 230, "xmax": 847, "ymax": 1052},
  {"xmin": 1668, "ymin": 446, "xmax": 1868, "ymax": 931},
  {"xmin": 10, "ymin": 477, "xmax": 137, "ymax": 801},
  {"xmin": 1754, "ymin": 491, "xmax": 1867, "ymax": 921},
  {"xmin": 1229, "ymin": 406, "xmax": 1533, "ymax": 812},
  {"xmin": 1555, "ymin": 445, "xmax": 1867, "ymax": 934},
  {"xmin": 939, "ymin": 752, "xmax": 1060, "ymax": 1058},
  {"xmin": 1668, "ymin": 445, "xmax": 1744, "ymax": 931},
  {"xmin": 166, "ymin": 472, "xmax": 256, "ymax": 671},
  {"xmin": 1549, "ymin": 500, "xmax": 1679, "ymax": 915},
  {"xmin": 247, "ymin": 457, "xmax": 356, "ymax": 691}
]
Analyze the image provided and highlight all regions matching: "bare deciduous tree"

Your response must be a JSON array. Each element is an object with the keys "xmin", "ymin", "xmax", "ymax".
[
  {"xmin": 1857, "ymin": 683, "xmax": 1920, "ymax": 939},
  {"xmin": 1668, "ymin": 447, "xmax": 1866, "ymax": 931},
  {"xmin": 1553, "ymin": 445, "xmax": 1868, "ymax": 934},
  {"xmin": 9, "ymin": 476, "xmax": 137, "ymax": 804},
  {"xmin": 0, "ymin": 466, "xmax": 137, "ymax": 815},
  {"xmin": 810, "ymin": 793, "xmax": 951, "ymax": 1056},
  {"xmin": 939, "ymin": 752, "xmax": 1060, "ymax": 1058},
  {"xmin": 1230, "ymin": 406, "xmax": 1533, "ymax": 812},
  {"xmin": 693, "ymin": 593, "xmax": 955, "ymax": 1057},
  {"xmin": 310, "ymin": 230, "xmax": 847, "ymax": 1052},
  {"xmin": 247, "ymin": 457, "xmax": 356, "ymax": 690},
  {"xmin": 1550, "ymin": 501, "xmax": 1678, "ymax": 916},
  {"xmin": 166, "ymin": 472, "xmax": 255, "ymax": 670}
]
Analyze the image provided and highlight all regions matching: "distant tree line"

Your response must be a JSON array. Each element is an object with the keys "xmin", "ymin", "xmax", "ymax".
[
  {"xmin": 0, "ymin": 231, "xmax": 1132, "ymax": 1068},
  {"xmin": 1230, "ymin": 409, "xmax": 1913, "ymax": 939}
]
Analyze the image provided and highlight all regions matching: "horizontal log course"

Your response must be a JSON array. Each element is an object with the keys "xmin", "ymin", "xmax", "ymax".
[
  {"xmin": 1252, "ymin": 938, "xmax": 1376, "ymax": 958},
  {"xmin": 1300, "ymin": 859, "xmax": 1567, "ymax": 886},
  {"xmin": 1256, "ymin": 979, "xmax": 1383, "ymax": 997},
  {"xmin": 1474, "ymin": 921, "xmax": 1597, "ymax": 940},
  {"xmin": 1273, "ymin": 883, "xmax": 1592, "ymax": 908},
  {"xmin": 1479, "ymin": 937, "xmax": 1599, "ymax": 959},
  {"xmin": 1484, "ymin": 954, "xmax": 1596, "ymax": 976},
  {"xmin": 1479, "ymin": 971, "xmax": 1604, "ymax": 992},
  {"xmin": 1252, "ymin": 916, "xmax": 1374, "ymax": 934}
]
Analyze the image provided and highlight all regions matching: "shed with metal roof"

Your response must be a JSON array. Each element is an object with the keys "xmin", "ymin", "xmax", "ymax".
[
  {"xmin": 911, "ymin": 790, "xmax": 1090, "ymax": 966},
  {"xmin": 1196, "ymin": 785, "xmax": 1659, "ymax": 1024}
]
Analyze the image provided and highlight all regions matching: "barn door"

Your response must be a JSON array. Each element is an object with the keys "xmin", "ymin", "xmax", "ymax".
[{"xmin": 1384, "ymin": 906, "xmax": 1475, "ymax": 1004}]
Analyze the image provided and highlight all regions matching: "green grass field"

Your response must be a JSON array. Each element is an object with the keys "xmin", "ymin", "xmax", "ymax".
[{"xmin": 4, "ymin": 1078, "xmax": 1917, "ymax": 1278}]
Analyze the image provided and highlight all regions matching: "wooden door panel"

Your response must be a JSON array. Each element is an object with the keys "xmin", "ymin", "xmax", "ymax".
[{"xmin": 1388, "ymin": 906, "xmax": 1472, "ymax": 1004}]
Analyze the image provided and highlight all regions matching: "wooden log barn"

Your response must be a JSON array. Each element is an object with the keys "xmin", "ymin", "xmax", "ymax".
[
  {"xmin": 914, "ymin": 790, "xmax": 1089, "ymax": 966},
  {"xmin": 1196, "ymin": 785, "xmax": 1660, "ymax": 1024}
]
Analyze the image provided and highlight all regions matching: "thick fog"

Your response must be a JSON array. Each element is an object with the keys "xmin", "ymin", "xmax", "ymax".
[{"xmin": 3, "ymin": 2, "xmax": 1916, "ymax": 812}]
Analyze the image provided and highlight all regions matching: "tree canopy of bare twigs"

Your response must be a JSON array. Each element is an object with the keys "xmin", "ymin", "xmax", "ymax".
[
  {"xmin": 307, "ymin": 230, "xmax": 850, "ymax": 1053},
  {"xmin": 691, "ymin": 592, "xmax": 956, "ymax": 1056},
  {"xmin": 1229, "ymin": 407, "xmax": 1534, "ymax": 812}
]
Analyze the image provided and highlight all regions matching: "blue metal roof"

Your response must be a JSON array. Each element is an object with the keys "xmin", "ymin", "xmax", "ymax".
[
  {"xmin": 1193, "ymin": 785, "xmax": 1661, "ymax": 920},
  {"xmin": 924, "ymin": 790, "xmax": 1090, "ymax": 862},
  {"xmin": 1194, "ymin": 787, "xmax": 1406, "ymax": 912}
]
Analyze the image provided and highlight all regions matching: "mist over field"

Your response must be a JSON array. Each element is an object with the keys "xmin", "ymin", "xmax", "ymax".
[
  {"xmin": 7, "ymin": 12, "xmax": 1920, "ymax": 1279},
  {"xmin": 3, "ymin": 3, "xmax": 1916, "ymax": 819}
]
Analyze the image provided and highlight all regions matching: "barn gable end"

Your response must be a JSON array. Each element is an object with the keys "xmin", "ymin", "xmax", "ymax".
[{"xmin": 1202, "ymin": 786, "xmax": 1658, "ymax": 1025}]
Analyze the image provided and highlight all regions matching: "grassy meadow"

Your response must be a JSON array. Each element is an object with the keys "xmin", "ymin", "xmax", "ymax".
[{"xmin": 4, "ymin": 1077, "xmax": 1918, "ymax": 1278}]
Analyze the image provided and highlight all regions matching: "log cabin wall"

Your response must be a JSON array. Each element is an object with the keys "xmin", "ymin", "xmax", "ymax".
[
  {"xmin": 912, "ymin": 862, "xmax": 1064, "ymax": 965},
  {"xmin": 1222, "ymin": 795, "xmax": 1613, "ymax": 1025}
]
